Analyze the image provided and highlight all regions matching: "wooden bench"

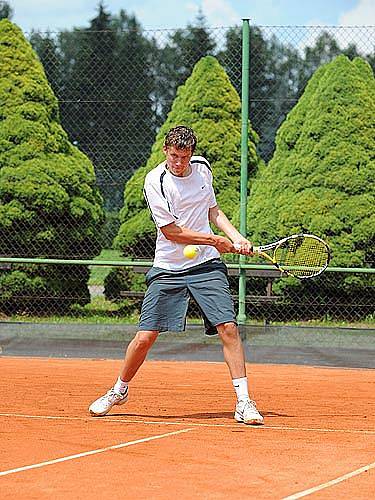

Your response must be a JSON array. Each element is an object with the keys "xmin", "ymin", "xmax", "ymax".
[
  {"xmin": 120, "ymin": 291, "xmax": 146, "ymax": 299},
  {"xmin": 228, "ymin": 267, "xmax": 282, "ymax": 302}
]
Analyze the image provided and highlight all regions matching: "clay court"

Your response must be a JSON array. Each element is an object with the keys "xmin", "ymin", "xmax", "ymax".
[
  {"xmin": 1, "ymin": 353, "xmax": 374, "ymax": 499},
  {"xmin": 1, "ymin": 11, "xmax": 374, "ymax": 499}
]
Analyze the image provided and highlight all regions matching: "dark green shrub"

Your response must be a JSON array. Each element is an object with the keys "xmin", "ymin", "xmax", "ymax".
[
  {"xmin": 104, "ymin": 265, "xmax": 146, "ymax": 300},
  {"xmin": 100, "ymin": 210, "xmax": 121, "ymax": 248},
  {"xmin": 245, "ymin": 55, "xmax": 374, "ymax": 319},
  {"xmin": 0, "ymin": 20, "xmax": 104, "ymax": 313}
]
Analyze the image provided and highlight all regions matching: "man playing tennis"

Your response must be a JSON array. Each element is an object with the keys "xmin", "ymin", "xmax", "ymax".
[{"xmin": 89, "ymin": 125, "xmax": 264, "ymax": 425}]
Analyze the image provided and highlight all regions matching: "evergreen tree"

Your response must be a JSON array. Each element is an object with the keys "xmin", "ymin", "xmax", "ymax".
[
  {"xmin": 62, "ymin": 3, "xmax": 117, "ymax": 201},
  {"xmin": 0, "ymin": 19, "xmax": 104, "ymax": 312},
  {"xmin": 0, "ymin": 1, "xmax": 12, "ymax": 20},
  {"xmin": 154, "ymin": 10, "xmax": 217, "ymax": 123},
  {"xmin": 55, "ymin": 4, "xmax": 155, "ymax": 211},
  {"xmin": 114, "ymin": 55, "xmax": 260, "ymax": 259},
  {"xmin": 29, "ymin": 31, "xmax": 62, "ymax": 96},
  {"xmin": 111, "ymin": 10, "xmax": 156, "ymax": 197},
  {"xmin": 219, "ymin": 28, "xmax": 366, "ymax": 163},
  {"xmin": 255, "ymin": 35, "xmax": 302, "ymax": 162},
  {"xmin": 298, "ymin": 31, "xmax": 361, "ymax": 94},
  {"xmin": 246, "ymin": 55, "xmax": 374, "ymax": 316},
  {"xmin": 218, "ymin": 26, "xmax": 302, "ymax": 162}
]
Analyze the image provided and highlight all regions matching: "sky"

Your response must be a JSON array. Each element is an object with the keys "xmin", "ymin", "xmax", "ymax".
[{"xmin": 6, "ymin": 0, "xmax": 375, "ymax": 33}]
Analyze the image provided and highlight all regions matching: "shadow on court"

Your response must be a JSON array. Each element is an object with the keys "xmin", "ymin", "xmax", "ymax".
[{"xmin": 106, "ymin": 409, "xmax": 290, "ymax": 420}]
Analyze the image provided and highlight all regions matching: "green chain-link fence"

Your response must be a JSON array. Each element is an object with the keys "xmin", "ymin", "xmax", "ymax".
[{"xmin": 0, "ymin": 22, "xmax": 374, "ymax": 324}]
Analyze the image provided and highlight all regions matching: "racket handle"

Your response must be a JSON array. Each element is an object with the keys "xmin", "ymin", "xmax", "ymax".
[{"xmin": 233, "ymin": 243, "xmax": 255, "ymax": 254}]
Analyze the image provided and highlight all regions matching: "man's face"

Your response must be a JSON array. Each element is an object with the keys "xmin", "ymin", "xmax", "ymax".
[{"xmin": 163, "ymin": 145, "xmax": 193, "ymax": 177}]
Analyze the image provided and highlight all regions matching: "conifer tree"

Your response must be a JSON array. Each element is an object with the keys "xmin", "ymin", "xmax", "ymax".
[
  {"xmin": 115, "ymin": 55, "xmax": 260, "ymax": 258},
  {"xmin": 105, "ymin": 56, "xmax": 261, "ymax": 300},
  {"xmin": 0, "ymin": 19, "xmax": 104, "ymax": 312},
  {"xmin": 246, "ymin": 55, "xmax": 374, "ymax": 316}
]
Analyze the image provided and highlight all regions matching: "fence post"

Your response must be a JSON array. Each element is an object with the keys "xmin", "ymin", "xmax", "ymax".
[{"xmin": 237, "ymin": 18, "xmax": 250, "ymax": 340}]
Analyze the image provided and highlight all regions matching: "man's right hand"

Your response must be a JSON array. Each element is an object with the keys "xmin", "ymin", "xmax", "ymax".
[{"xmin": 213, "ymin": 235, "xmax": 236, "ymax": 254}]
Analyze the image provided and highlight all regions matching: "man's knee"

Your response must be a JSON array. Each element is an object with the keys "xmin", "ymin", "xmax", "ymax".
[
  {"xmin": 133, "ymin": 330, "xmax": 159, "ymax": 351},
  {"xmin": 217, "ymin": 322, "xmax": 239, "ymax": 341}
]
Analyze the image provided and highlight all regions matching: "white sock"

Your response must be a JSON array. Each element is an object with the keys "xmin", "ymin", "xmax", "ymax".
[
  {"xmin": 232, "ymin": 377, "xmax": 249, "ymax": 401},
  {"xmin": 114, "ymin": 376, "xmax": 128, "ymax": 394}
]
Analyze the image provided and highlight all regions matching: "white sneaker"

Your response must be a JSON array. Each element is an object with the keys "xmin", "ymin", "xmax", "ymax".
[
  {"xmin": 235, "ymin": 398, "xmax": 264, "ymax": 425},
  {"xmin": 89, "ymin": 387, "xmax": 128, "ymax": 416}
]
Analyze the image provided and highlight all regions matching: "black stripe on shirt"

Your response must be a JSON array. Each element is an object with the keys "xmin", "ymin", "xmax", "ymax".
[
  {"xmin": 159, "ymin": 170, "xmax": 178, "ymax": 219},
  {"xmin": 159, "ymin": 170, "xmax": 167, "ymax": 198},
  {"xmin": 191, "ymin": 159, "xmax": 212, "ymax": 171},
  {"xmin": 143, "ymin": 188, "xmax": 159, "ymax": 226}
]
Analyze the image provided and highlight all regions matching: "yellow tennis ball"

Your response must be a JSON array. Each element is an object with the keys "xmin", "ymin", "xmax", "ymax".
[{"xmin": 183, "ymin": 245, "xmax": 198, "ymax": 259}]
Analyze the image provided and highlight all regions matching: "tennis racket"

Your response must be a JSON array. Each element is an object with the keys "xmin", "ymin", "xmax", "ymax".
[{"xmin": 234, "ymin": 234, "xmax": 330, "ymax": 279}]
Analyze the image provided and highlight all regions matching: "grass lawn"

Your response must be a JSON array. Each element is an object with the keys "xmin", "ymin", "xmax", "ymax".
[{"xmin": 88, "ymin": 248, "xmax": 122, "ymax": 286}]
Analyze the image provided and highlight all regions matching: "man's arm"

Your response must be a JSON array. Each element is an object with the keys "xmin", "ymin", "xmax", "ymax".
[
  {"xmin": 161, "ymin": 222, "xmax": 235, "ymax": 254},
  {"xmin": 209, "ymin": 205, "xmax": 253, "ymax": 254}
]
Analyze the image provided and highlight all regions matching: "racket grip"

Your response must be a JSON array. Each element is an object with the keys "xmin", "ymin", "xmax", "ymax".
[{"xmin": 233, "ymin": 243, "xmax": 255, "ymax": 254}]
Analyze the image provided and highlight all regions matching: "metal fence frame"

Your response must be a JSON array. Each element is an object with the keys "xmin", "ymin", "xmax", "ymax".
[{"xmin": 1, "ymin": 20, "xmax": 374, "ymax": 325}]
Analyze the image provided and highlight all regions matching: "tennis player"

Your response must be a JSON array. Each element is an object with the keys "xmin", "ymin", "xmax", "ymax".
[{"xmin": 89, "ymin": 125, "xmax": 264, "ymax": 425}]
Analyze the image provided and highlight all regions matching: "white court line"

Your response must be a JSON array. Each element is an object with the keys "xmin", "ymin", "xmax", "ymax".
[
  {"xmin": 283, "ymin": 460, "xmax": 375, "ymax": 499},
  {"xmin": 1, "ymin": 412, "xmax": 375, "ymax": 435},
  {"xmin": 0, "ymin": 428, "xmax": 193, "ymax": 478}
]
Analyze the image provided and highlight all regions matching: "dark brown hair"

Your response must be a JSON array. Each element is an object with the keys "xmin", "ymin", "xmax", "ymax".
[{"xmin": 164, "ymin": 126, "xmax": 197, "ymax": 152}]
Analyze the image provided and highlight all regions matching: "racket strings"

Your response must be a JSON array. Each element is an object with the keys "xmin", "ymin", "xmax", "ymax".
[{"xmin": 274, "ymin": 237, "xmax": 329, "ymax": 278}]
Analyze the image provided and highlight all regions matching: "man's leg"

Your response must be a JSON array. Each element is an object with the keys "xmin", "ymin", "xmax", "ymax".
[
  {"xmin": 119, "ymin": 330, "xmax": 159, "ymax": 382},
  {"xmin": 218, "ymin": 322, "xmax": 264, "ymax": 425},
  {"xmin": 89, "ymin": 330, "xmax": 158, "ymax": 416},
  {"xmin": 217, "ymin": 322, "xmax": 246, "ymax": 379}
]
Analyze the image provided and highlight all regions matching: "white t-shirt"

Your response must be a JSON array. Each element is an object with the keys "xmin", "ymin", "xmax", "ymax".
[{"xmin": 143, "ymin": 155, "xmax": 220, "ymax": 270}]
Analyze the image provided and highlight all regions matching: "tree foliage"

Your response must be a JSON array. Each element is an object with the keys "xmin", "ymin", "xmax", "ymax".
[
  {"xmin": 0, "ymin": 19, "xmax": 104, "ymax": 312},
  {"xmin": 153, "ymin": 10, "xmax": 217, "ymax": 122},
  {"xmin": 114, "ymin": 55, "xmax": 261, "ymax": 259},
  {"xmin": 218, "ymin": 28, "xmax": 365, "ymax": 163},
  {"xmin": 246, "ymin": 55, "xmax": 374, "ymax": 309},
  {"xmin": 0, "ymin": 0, "xmax": 12, "ymax": 21},
  {"xmin": 26, "ymin": 9, "xmax": 373, "ymax": 216},
  {"xmin": 56, "ymin": 5, "xmax": 156, "ymax": 211}
]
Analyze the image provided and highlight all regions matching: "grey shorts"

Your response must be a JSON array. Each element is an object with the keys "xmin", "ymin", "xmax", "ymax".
[{"xmin": 139, "ymin": 259, "xmax": 237, "ymax": 335}]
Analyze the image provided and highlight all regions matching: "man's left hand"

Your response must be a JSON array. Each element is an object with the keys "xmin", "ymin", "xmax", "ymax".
[{"xmin": 232, "ymin": 238, "xmax": 254, "ymax": 255}]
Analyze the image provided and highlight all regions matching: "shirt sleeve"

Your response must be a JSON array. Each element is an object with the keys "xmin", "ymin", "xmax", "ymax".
[
  {"xmin": 143, "ymin": 176, "xmax": 176, "ymax": 228},
  {"xmin": 208, "ymin": 185, "xmax": 217, "ymax": 209},
  {"xmin": 205, "ymin": 163, "xmax": 217, "ymax": 209}
]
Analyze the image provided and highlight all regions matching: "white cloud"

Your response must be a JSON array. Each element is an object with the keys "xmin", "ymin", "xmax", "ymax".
[
  {"xmin": 339, "ymin": 0, "xmax": 375, "ymax": 25},
  {"xmin": 201, "ymin": 0, "xmax": 239, "ymax": 26},
  {"xmin": 185, "ymin": 0, "xmax": 239, "ymax": 26}
]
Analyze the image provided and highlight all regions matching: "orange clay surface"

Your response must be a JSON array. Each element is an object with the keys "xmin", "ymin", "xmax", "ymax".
[{"xmin": 0, "ymin": 357, "xmax": 374, "ymax": 499}]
